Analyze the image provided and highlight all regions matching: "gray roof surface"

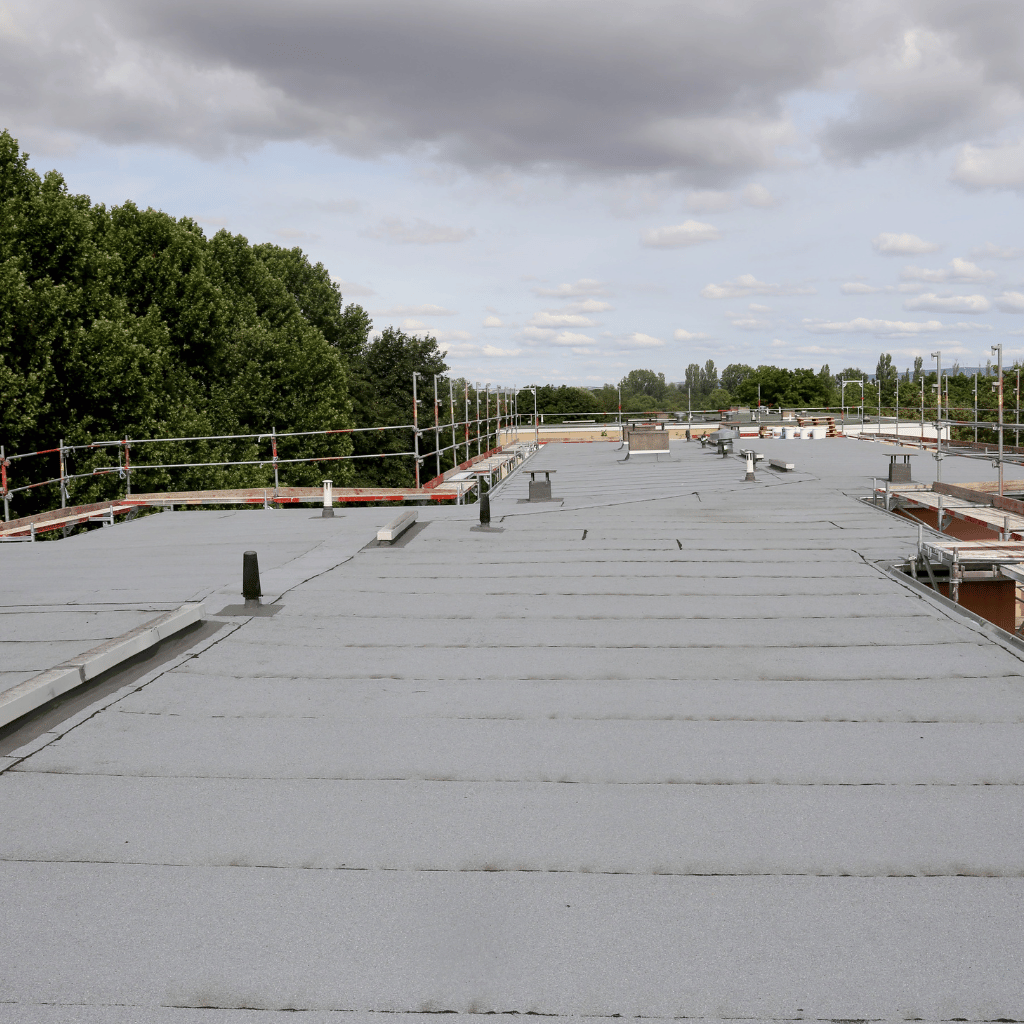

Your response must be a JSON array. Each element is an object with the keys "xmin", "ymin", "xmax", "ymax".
[{"xmin": 1, "ymin": 436, "xmax": 1023, "ymax": 1021}]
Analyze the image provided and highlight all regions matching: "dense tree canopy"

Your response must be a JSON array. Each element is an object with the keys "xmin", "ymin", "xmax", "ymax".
[{"xmin": 0, "ymin": 130, "xmax": 449, "ymax": 515}]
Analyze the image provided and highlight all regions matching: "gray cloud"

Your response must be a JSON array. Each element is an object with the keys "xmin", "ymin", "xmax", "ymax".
[{"xmin": 4, "ymin": 1, "xmax": 1024, "ymax": 184}]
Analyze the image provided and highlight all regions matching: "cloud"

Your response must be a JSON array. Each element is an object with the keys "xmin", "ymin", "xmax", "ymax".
[
  {"xmin": 748, "ymin": 303, "xmax": 772, "ymax": 312},
  {"xmin": 903, "ymin": 293, "xmax": 991, "ymax": 314},
  {"xmin": 674, "ymin": 329, "xmax": 710, "ymax": 341},
  {"xmin": 379, "ymin": 303, "xmax": 456, "ymax": 316},
  {"xmin": 900, "ymin": 258, "xmax": 995, "ymax": 283},
  {"xmin": 528, "ymin": 312, "xmax": 598, "ymax": 328},
  {"xmin": 841, "ymin": 282, "xmax": 883, "ymax": 294},
  {"xmin": 363, "ymin": 217, "xmax": 473, "ymax": 244},
  {"xmin": 970, "ymin": 242, "xmax": 1024, "ymax": 260},
  {"xmin": 952, "ymin": 139, "xmax": 1024, "ymax": 190},
  {"xmin": 641, "ymin": 219, "xmax": 720, "ymax": 248},
  {"xmin": 819, "ymin": 20, "xmax": 1024, "ymax": 164},
  {"xmin": 562, "ymin": 299, "xmax": 614, "ymax": 314},
  {"xmin": 872, "ymin": 232, "xmax": 941, "ymax": 256},
  {"xmin": 803, "ymin": 317, "xmax": 991, "ymax": 338},
  {"xmin": 332, "ymin": 278, "xmax": 375, "ymax": 297},
  {"xmin": 481, "ymin": 344, "xmax": 522, "ymax": 357},
  {"xmin": 730, "ymin": 318, "xmax": 770, "ymax": 330},
  {"xmin": 7, "ymin": 2, "xmax": 1024, "ymax": 189},
  {"xmin": 533, "ymin": 279, "xmax": 609, "ymax": 298},
  {"xmin": 995, "ymin": 292, "xmax": 1024, "ymax": 313},
  {"xmin": 700, "ymin": 274, "xmax": 816, "ymax": 299},
  {"xmin": 482, "ymin": 315, "xmax": 503, "ymax": 328},
  {"xmin": 620, "ymin": 332, "xmax": 664, "ymax": 348},
  {"xmin": 552, "ymin": 331, "xmax": 596, "ymax": 346}
]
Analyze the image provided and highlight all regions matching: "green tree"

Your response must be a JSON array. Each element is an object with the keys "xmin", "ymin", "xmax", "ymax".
[
  {"xmin": 720, "ymin": 363, "xmax": 754, "ymax": 395},
  {"xmin": 619, "ymin": 368, "xmax": 667, "ymax": 402},
  {"xmin": 875, "ymin": 353, "xmax": 897, "ymax": 404},
  {"xmin": 348, "ymin": 327, "xmax": 448, "ymax": 486}
]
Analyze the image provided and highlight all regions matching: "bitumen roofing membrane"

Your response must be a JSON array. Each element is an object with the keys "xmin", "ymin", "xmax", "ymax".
[{"xmin": 1, "ymin": 435, "xmax": 1023, "ymax": 1021}]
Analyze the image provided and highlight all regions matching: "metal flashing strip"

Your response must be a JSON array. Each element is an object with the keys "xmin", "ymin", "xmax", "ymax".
[
  {"xmin": 0, "ymin": 602, "xmax": 205, "ymax": 729},
  {"xmin": 882, "ymin": 559, "xmax": 1024, "ymax": 659}
]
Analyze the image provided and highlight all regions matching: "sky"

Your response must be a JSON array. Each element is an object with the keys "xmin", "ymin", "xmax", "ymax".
[{"xmin": 3, "ymin": 0, "xmax": 1024, "ymax": 388}]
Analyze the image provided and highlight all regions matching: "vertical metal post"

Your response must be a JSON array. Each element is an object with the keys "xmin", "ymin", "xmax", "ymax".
[
  {"xmin": 449, "ymin": 377, "xmax": 457, "ymax": 466},
  {"xmin": 920, "ymin": 377, "xmax": 924, "ymax": 443},
  {"xmin": 861, "ymin": 377, "xmax": 865, "ymax": 431},
  {"xmin": 464, "ymin": 380, "xmax": 470, "ymax": 461},
  {"xmin": 533, "ymin": 387, "xmax": 539, "ymax": 446},
  {"xmin": 476, "ymin": 383, "xmax": 481, "ymax": 456},
  {"xmin": 58, "ymin": 438, "xmax": 67, "ymax": 508},
  {"xmin": 124, "ymin": 436, "xmax": 131, "ymax": 497},
  {"xmin": 1016, "ymin": 368, "xmax": 1020, "ymax": 448},
  {"xmin": 412, "ymin": 372, "xmax": 421, "ymax": 489},
  {"xmin": 272, "ymin": 427, "xmax": 279, "ymax": 497},
  {"xmin": 433, "ymin": 375, "xmax": 441, "ymax": 477},
  {"xmin": 896, "ymin": 374, "xmax": 900, "ymax": 438},
  {"xmin": 1, "ymin": 444, "xmax": 8, "ymax": 521},
  {"xmin": 993, "ymin": 343, "xmax": 1004, "ymax": 496},
  {"xmin": 485, "ymin": 383, "xmax": 490, "ymax": 451},
  {"xmin": 931, "ymin": 352, "xmax": 942, "ymax": 483},
  {"xmin": 937, "ymin": 493, "xmax": 944, "ymax": 534},
  {"xmin": 975, "ymin": 372, "xmax": 978, "ymax": 443}
]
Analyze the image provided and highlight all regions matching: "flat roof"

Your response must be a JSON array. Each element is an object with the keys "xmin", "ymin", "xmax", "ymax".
[{"xmin": 2, "ymin": 436, "xmax": 1023, "ymax": 1020}]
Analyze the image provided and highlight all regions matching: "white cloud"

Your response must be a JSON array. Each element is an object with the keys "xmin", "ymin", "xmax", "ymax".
[
  {"xmin": 620, "ymin": 332, "xmax": 665, "ymax": 348},
  {"xmin": 364, "ymin": 218, "xmax": 474, "ymax": 244},
  {"xmin": 901, "ymin": 258, "xmax": 995, "ymax": 283},
  {"xmin": 641, "ymin": 219, "xmax": 720, "ymax": 248},
  {"xmin": 533, "ymin": 278, "xmax": 608, "ymax": 298},
  {"xmin": 379, "ymin": 303, "xmax": 456, "ymax": 316},
  {"xmin": 952, "ymin": 139, "xmax": 1024, "ymax": 190},
  {"xmin": 872, "ymin": 232, "xmax": 941, "ymax": 256},
  {"xmin": 995, "ymin": 292, "xmax": 1024, "ymax": 313},
  {"xmin": 903, "ymin": 293, "xmax": 991, "ymax": 314},
  {"xmin": 552, "ymin": 331, "xmax": 596, "ymax": 346},
  {"xmin": 528, "ymin": 311, "xmax": 598, "ymax": 327},
  {"xmin": 803, "ymin": 317, "xmax": 991, "ymax": 337},
  {"xmin": 841, "ymin": 282, "xmax": 883, "ymax": 294},
  {"xmin": 701, "ymin": 274, "xmax": 816, "ymax": 299},
  {"xmin": 482, "ymin": 316, "xmax": 503, "ymax": 328},
  {"xmin": 400, "ymin": 318, "xmax": 426, "ymax": 330},
  {"xmin": 674, "ymin": 329, "xmax": 710, "ymax": 341},
  {"xmin": 481, "ymin": 345, "xmax": 522, "ymax": 357},
  {"xmin": 970, "ymin": 242, "xmax": 1024, "ymax": 261},
  {"xmin": 730, "ymin": 318, "xmax": 770, "ymax": 330},
  {"xmin": 562, "ymin": 299, "xmax": 614, "ymax": 313},
  {"xmin": 748, "ymin": 303, "xmax": 772, "ymax": 312}
]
